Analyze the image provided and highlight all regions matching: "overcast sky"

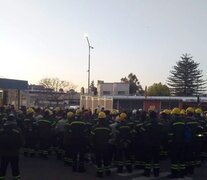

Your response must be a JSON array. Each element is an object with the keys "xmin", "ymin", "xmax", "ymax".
[{"xmin": 1, "ymin": 0, "xmax": 207, "ymax": 90}]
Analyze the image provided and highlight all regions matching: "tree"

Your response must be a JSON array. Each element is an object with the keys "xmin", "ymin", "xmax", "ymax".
[
  {"xmin": 39, "ymin": 78, "xmax": 77, "ymax": 92},
  {"xmin": 167, "ymin": 54, "xmax": 206, "ymax": 96},
  {"xmin": 121, "ymin": 73, "xmax": 144, "ymax": 95},
  {"xmin": 147, "ymin": 83, "xmax": 170, "ymax": 96}
]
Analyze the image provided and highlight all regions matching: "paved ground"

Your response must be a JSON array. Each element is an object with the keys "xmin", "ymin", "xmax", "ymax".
[{"xmin": 4, "ymin": 154, "xmax": 207, "ymax": 180}]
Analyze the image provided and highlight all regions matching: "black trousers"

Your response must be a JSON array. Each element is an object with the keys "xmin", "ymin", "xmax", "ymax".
[
  {"xmin": 94, "ymin": 147, "xmax": 110, "ymax": 173},
  {"xmin": 70, "ymin": 143, "xmax": 85, "ymax": 170},
  {"xmin": 144, "ymin": 145, "xmax": 160, "ymax": 176},
  {"xmin": 0, "ymin": 156, "xmax": 20, "ymax": 178}
]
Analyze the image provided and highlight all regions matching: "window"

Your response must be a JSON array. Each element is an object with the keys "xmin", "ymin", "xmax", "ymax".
[
  {"xmin": 103, "ymin": 91, "xmax": 111, "ymax": 95},
  {"xmin": 118, "ymin": 91, "xmax": 125, "ymax": 95}
]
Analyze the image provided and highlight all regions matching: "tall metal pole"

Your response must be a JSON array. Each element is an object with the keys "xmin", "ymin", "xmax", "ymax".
[{"xmin": 86, "ymin": 36, "xmax": 93, "ymax": 94}]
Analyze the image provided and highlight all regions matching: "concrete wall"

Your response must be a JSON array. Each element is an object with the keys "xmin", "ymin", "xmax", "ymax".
[{"xmin": 97, "ymin": 82, "xmax": 129, "ymax": 96}]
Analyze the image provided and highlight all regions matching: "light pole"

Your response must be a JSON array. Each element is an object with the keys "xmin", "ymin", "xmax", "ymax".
[{"xmin": 85, "ymin": 34, "xmax": 94, "ymax": 94}]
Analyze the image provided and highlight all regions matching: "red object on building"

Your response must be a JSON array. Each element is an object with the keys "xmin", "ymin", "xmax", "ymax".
[{"xmin": 144, "ymin": 100, "xmax": 161, "ymax": 111}]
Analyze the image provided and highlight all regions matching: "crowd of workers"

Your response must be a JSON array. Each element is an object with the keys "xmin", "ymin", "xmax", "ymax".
[{"xmin": 0, "ymin": 105, "xmax": 207, "ymax": 179}]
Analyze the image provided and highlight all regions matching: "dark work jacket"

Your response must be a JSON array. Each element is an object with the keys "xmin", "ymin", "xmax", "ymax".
[
  {"xmin": 0, "ymin": 122, "xmax": 23, "ymax": 157},
  {"xmin": 143, "ymin": 119, "xmax": 164, "ymax": 147},
  {"xmin": 37, "ymin": 118, "xmax": 52, "ymax": 139},
  {"xmin": 185, "ymin": 116, "xmax": 201, "ymax": 143},
  {"xmin": 91, "ymin": 121, "xmax": 112, "ymax": 150},
  {"xmin": 67, "ymin": 116, "xmax": 87, "ymax": 145},
  {"xmin": 115, "ymin": 121, "xmax": 132, "ymax": 148},
  {"xmin": 168, "ymin": 116, "xmax": 185, "ymax": 144}
]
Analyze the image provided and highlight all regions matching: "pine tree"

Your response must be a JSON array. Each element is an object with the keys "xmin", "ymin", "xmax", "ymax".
[{"xmin": 167, "ymin": 54, "xmax": 206, "ymax": 96}]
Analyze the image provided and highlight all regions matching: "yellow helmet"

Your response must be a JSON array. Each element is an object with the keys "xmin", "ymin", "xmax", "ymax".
[
  {"xmin": 27, "ymin": 108, "xmax": 34, "ymax": 115},
  {"xmin": 162, "ymin": 109, "xmax": 170, "ymax": 115},
  {"xmin": 186, "ymin": 107, "xmax": 194, "ymax": 114},
  {"xmin": 171, "ymin": 108, "xmax": 180, "ymax": 115},
  {"xmin": 111, "ymin": 109, "xmax": 117, "ymax": 116},
  {"xmin": 98, "ymin": 112, "xmax": 106, "ymax": 119},
  {"xmin": 67, "ymin": 112, "xmax": 74, "ymax": 119},
  {"xmin": 119, "ymin": 113, "xmax": 127, "ymax": 121},
  {"xmin": 45, "ymin": 108, "xmax": 53, "ymax": 116},
  {"xmin": 17, "ymin": 110, "xmax": 23, "ymax": 115},
  {"xmin": 75, "ymin": 109, "xmax": 81, "ymax": 116},
  {"xmin": 195, "ymin": 108, "xmax": 202, "ymax": 114},
  {"xmin": 54, "ymin": 107, "xmax": 61, "ymax": 113},
  {"xmin": 96, "ymin": 109, "xmax": 101, "ymax": 115},
  {"xmin": 180, "ymin": 109, "xmax": 186, "ymax": 115}
]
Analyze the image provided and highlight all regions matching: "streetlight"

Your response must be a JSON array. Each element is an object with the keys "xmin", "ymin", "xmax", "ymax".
[{"xmin": 85, "ymin": 34, "xmax": 94, "ymax": 94}]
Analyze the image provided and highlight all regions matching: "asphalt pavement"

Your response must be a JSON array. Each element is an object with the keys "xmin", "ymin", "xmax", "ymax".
[{"xmin": 3, "ymin": 154, "xmax": 207, "ymax": 180}]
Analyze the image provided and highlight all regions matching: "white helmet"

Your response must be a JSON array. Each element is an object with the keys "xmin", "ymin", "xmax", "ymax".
[{"xmin": 132, "ymin": 109, "xmax": 137, "ymax": 114}]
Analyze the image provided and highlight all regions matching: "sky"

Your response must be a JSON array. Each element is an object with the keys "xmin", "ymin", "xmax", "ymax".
[{"xmin": 0, "ymin": 0, "xmax": 207, "ymax": 91}]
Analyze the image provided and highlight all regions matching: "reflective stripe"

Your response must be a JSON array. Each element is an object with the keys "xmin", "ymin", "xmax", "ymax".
[
  {"xmin": 173, "ymin": 122, "xmax": 184, "ymax": 126},
  {"xmin": 168, "ymin": 133, "xmax": 174, "ymax": 136},
  {"xmin": 70, "ymin": 121, "xmax": 86, "ymax": 125},
  {"xmin": 119, "ymin": 126, "xmax": 130, "ymax": 129},
  {"xmin": 104, "ymin": 166, "xmax": 110, "ymax": 170},
  {"xmin": 94, "ymin": 127, "xmax": 111, "ymax": 132},
  {"xmin": 125, "ymin": 160, "xmax": 131, "ymax": 165},
  {"xmin": 145, "ymin": 163, "xmax": 152, "ymax": 169},
  {"xmin": 179, "ymin": 164, "xmax": 186, "ymax": 170},
  {"xmin": 171, "ymin": 164, "xmax": 179, "ymax": 170},
  {"xmin": 90, "ymin": 131, "xmax": 95, "ymax": 135},
  {"xmin": 153, "ymin": 164, "xmax": 160, "ymax": 168},
  {"xmin": 13, "ymin": 175, "xmax": 20, "ymax": 180},
  {"xmin": 116, "ymin": 161, "xmax": 124, "ymax": 165},
  {"xmin": 96, "ymin": 167, "xmax": 104, "ymax": 173},
  {"xmin": 12, "ymin": 129, "xmax": 20, "ymax": 134},
  {"xmin": 186, "ymin": 122, "xmax": 198, "ymax": 125},
  {"xmin": 38, "ymin": 120, "xmax": 51, "ymax": 124}
]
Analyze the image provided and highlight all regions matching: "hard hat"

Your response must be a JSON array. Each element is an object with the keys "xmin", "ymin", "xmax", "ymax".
[
  {"xmin": 186, "ymin": 107, "xmax": 194, "ymax": 114},
  {"xmin": 180, "ymin": 109, "xmax": 186, "ymax": 115},
  {"xmin": 67, "ymin": 112, "xmax": 74, "ymax": 119},
  {"xmin": 98, "ymin": 112, "xmax": 106, "ymax": 119},
  {"xmin": 96, "ymin": 109, "xmax": 101, "ymax": 115},
  {"xmin": 17, "ymin": 110, "xmax": 23, "ymax": 115},
  {"xmin": 162, "ymin": 109, "xmax": 170, "ymax": 115},
  {"xmin": 27, "ymin": 108, "xmax": 34, "ymax": 115},
  {"xmin": 111, "ymin": 109, "xmax": 117, "ymax": 116},
  {"xmin": 45, "ymin": 108, "xmax": 53, "ymax": 116},
  {"xmin": 54, "ymin": 107, "xmax": 61, "ymax": 113},
  {"xmin": 75, "ymin": 109, "xmax": 81, "ymax": 116},
  {"xmin": 132, "ymin": 109, "xmax": 137, "ymax": 115},
  {"xmin": 119, "ymin": 113, "xmax": 127, "ymax": 121},
  {"xmin": 171, "ymin": 107, "xmax": 180, "ymax": 115},
  {"xmin": 195, "ymin": 108, "xmax": 202, "ymax": 114}
]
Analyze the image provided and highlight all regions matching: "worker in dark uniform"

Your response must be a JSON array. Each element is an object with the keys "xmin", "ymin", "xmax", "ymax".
[
  {"xmin": 23, "ymin": 108, "xmax": 37, "ymax": 157},
  {"xmin": 0, "ymin": 114, "xmax": 23, "ymax": 180},
  {"xmin": 115, "ymin": 113, "xmax": 133, "ymax": 173},
  {"xmin": 168, "ymin": 108, "xmax": 185, "ymax": 179},
  {"xmin": 91, "ymin": 112, "xmax": 112, "ymax": 177},
  {"xmin": 142, "ymin": 110, "xmax": 164, "ymax": 177},
  {"xmin": 37, "ymin": 109, "xmax": 52, "ymax": 159},
  {"xmin": 194, "ymin": 108, "xmax": 205, "ymax": 167},
  {"xmin": 67, "ymin": 109, "xmax": 88, "ymax": 172},
  {"xmin": 185, "ymin": 107, "xmax": 202, "ymax": 175},
  {"xmin": 63, "ymin": 111, "xmax": 74, "ymax": 166}
]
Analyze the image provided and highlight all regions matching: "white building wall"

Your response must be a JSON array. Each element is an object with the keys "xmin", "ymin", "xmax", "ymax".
[{"xmin": 97, "ymin": 82, "xmax": 129, "ymax": 96}]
